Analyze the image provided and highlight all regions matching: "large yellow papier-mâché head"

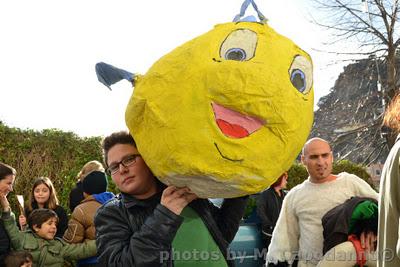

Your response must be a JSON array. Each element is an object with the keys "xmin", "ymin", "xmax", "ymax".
[{"xmin": 125, "ymin": 21, "xmax": 314, "ymax": 198}]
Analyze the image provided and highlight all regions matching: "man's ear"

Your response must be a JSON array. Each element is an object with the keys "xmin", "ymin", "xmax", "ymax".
[
  {"xmin": 32, "ymin": 224, "xmax": 40, "ymax": 232},
  {"xmin": 301, "ymin": 155, "xmax": 305, "ymax": 165}
]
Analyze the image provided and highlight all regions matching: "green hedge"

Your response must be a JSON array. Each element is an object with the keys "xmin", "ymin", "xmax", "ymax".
[{"xmin": 0, "ymin": 121, "xmax": 118, "ymax": 215}]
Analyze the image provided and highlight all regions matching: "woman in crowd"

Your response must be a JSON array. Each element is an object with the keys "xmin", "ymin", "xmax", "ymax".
[
  {"xmin": 19, "ymin": 177, "xmax": 68, "ymax": 238},
  {"xmin": 256, "ymin": 172, "xmax": 288, "ymax": 251},
  {"xmin": 0, "ymin": 162, "xmax": 16, "ymax": 266},
  {"xmin": 69, "ymin": 160, "xmax": 104, "ymax": 212}
]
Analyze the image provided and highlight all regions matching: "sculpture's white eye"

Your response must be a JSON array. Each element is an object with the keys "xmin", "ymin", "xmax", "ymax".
[
  {"xmin": 220, "ymin": 29, "xmax": 258, "ymax": 61},
  {"xmin": 289, "ymin": 55, "xmax": 313, "ymax": 94}
]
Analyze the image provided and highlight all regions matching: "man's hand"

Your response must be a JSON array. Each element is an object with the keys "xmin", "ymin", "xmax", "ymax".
[
  {"xmin": 161, "ymin": 186, "xmax": 198, "ymax": 215},
  {"xmin": 360, "ymin": 231, "xmax": 377, "ymax": 252},
  {"xmin": 0, "ymin": 193, "xmax": 10, "ymax": 212}
]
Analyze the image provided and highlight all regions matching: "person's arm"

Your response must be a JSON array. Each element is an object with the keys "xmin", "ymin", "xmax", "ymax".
[
  {"xmin": 63, "ymin": 207, "xmax": 85, "ymax": 243},
  {"xmin": 55, "ymin": 206, "xmax": 69, "ymax": 238},
  {"xmin": 63, "ymin": 239, "xmax": 97, "ymax": 260},
  {"xmin": 266, "ymin": 194, "xmax": 299, "ymax": 266},
  {"xmin": 208, "ymin": 195, "xmax": 249, "ymax": 243},
  {"xmin": 257, "ymin": 190, "xmax": 274, "ymax": 233},
  {"xmin": 0, "ymin": 195, "xmax": 24, "ymax": 251},
  {"xmin": 94, "ymin": 202, "xmax": 183, "ymax": 267},
  {"xmin": 2, "ymin": 212, "xmax": 25, "ymax": 251},
  {"xmin": 0, "ymin": 221, "xmax": 10, "ymax": 259},
  {"xmin": 351, "ymin": 174, "xmax": 379, "ymax": 200}
]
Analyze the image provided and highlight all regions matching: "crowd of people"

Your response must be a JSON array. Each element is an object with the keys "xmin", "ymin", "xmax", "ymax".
[
  {"xmin": 0, "ymin": 94, "xmax": 399, "ymax": 267},
  {"xmin": 0, "ymin": 131, "xmax": 247, "ymax": 267},
  {"xmin": 0, "ymin": 160, "xmax": 107, "ymax": 267}
]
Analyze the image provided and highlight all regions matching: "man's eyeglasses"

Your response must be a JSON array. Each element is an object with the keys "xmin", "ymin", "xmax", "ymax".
[{"xmin": 106, "ymin": 154, "xmax": 141, "ymax": 175}]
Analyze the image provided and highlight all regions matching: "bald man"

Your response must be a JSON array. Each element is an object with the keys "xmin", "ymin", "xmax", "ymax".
[{"xmin": 266, "ymin": 138, "xmax": 378, "ymax": 267}]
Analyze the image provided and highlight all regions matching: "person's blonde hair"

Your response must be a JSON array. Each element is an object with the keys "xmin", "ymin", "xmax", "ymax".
[
  {"xmin": 383, "ymin": 93, "xmax": 400, "ymax": 133},
  {"xmin": 27, "ymin": 177, "xmax": 60, "ymax": 212},
  {"xmin": 76, "ymin": 160, "xmax": 104, "ymax": 182}
]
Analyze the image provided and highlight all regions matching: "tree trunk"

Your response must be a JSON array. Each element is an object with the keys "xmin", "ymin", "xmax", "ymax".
[{"xmin": 386, "ymin": 47, "xmax": 397, "ymax": 99}]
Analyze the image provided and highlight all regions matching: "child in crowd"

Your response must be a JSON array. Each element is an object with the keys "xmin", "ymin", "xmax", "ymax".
[
  {"xmin": 69, "ymin": 160, "xmax": 105, "ymax": 212},
  {"xmin": 0, "ymin": 193, "xmax": 96, "ymax": 267},
  {"xmin": 4, "ymin": 251, "xmax": 33, "ymax": 267},
  {"xmin": 19, "ymin": 177, "xmax": 68, "ymax": 238},
  {"xmin": 64, "ymin": 171, "xmax": 114, "ymax": 267}
]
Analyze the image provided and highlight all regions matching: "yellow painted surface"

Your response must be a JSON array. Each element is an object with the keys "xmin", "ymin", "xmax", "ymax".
[{"xmin": 125, "ymin": 22, "xmax": 314, "ymax": 197}]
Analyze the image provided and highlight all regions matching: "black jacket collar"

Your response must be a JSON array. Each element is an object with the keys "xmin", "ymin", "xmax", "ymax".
[
  {"xmin": 121, "ymin": 191, "xmax": 162, "ymax": 209},
  {"xmin": 121, "ymin": 180, "xmax": 166, "ymax": 209}
]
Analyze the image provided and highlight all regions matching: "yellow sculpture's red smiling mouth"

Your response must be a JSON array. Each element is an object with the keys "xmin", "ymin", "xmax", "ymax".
[{"xmin": 211, "ymin": 102, "xmax": 265, "ymax": 138}]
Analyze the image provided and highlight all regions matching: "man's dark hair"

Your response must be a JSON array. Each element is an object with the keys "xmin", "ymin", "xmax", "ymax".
[
  {"xmin": 4, "ymin": 251, "xmax": 33, "ymax": 267},
  {"xmin": 28, "ymin": 208, "xmax": 58, "ymax": 230},
  {"xmin": 0, "ymin": 162, "xmax": 16, "ymax": 181},
  {"xmin": 102, "ymin": 131, "xmax": 136, "ymax": 166}
]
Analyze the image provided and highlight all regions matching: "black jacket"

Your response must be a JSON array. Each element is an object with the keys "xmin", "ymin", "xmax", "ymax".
[
  {"xmin": 69, "ymin": 181, "xmax": 84, "ymax": 212},
  {"xmin": 321, "ymin": 196, "xmax": 378, "ymax": 254},
  {"xmin": 256, "ymin": 188, "xmax": 286, "ymax": 235},
  {"xmin": 0, "ymin": 218, "xmax": 10, "ymax": 266},
  {"xmin": 94, "ymin": 191, "xmax": 248, "ymax": 267}
]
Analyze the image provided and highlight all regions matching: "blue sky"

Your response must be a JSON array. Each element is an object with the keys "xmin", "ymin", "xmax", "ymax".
[{"xmin": 0, "ymin": 0, "xmax": 343, "ymax": 137}]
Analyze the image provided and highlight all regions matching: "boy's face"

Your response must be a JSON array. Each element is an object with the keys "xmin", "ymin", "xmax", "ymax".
[
  {"xmin": 33, "ymin": 217, "xmax": 57, "ymax": 240},
  {"xmin": 107, "ymin": 143, "xmax": 157, "ymax": 199}
]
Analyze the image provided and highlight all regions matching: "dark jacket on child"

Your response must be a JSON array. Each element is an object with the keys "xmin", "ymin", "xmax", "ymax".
[{"xmin": 321, "ymin": 196, "xmax": 378, "ymax": 254}]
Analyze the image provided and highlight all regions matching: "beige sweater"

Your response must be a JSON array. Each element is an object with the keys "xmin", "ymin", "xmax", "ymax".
[
  {"xmin": 378, "ymin": 136, "xmax": 400, "ymax": 267},
  {"xmin": 266, "ymin": 172, "xmax": 378, "ymax": 267}
]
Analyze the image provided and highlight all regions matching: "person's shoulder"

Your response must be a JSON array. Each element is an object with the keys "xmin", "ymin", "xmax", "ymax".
[
  {"xmin": 337, "ymin": 172, "xmax": 376, "ymax": 193},
  {"xmin": 72, "ymin": 199, "xmax": 95, "ymax": 215},
  {"xmin": 94, "ymin": 196, "xmax": 126, "ymax": 227},
  {"xmin": 337, "ymin": 172, "xmax": 364, "ymax": 183},
  {"xmin": 96, "ymin": 196, "xmax": 123, "ymax": 214},
  {"xmin": 54, "ymin": 205, "xmax": 67, "ymax": 214},
  {"xmin": 259, "ymin": 188, "xmax": 272, "ymax": 197},
  {"xmin": 283, "ymin": 180, "xmax": 310, "ymax": 204},
  {"xmin": 80, "ymin": 195, "xmax": 96, "ymax": 204},
  {"xmin": 287, "ymin": 180, "xmax": 308, "ymax": 195}
]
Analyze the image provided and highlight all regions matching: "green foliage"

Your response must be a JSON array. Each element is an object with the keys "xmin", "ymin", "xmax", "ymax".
[
  {"xmin": 243, "ymin": 196, "xmax": 257, "ymax": 219},
  {"xmin": 332, "ymin": 160, "xmax": 373, "ymax": 187},
  {"xmin": 287, "ymin": 163, "xmax": 309, "ymax": 189},
  {"xmin": 0, "ymin": 121, "xmax": 116, "ymax": 215}
]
